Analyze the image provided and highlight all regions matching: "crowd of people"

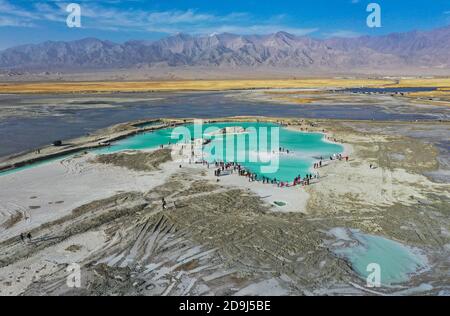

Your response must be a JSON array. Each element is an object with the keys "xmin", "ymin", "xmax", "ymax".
[
  {"xmin": 208, "ymin": 160, "xmax": 331, "ymax": 188},
  {"xmin": 178, "ymin": 137, "xmax": 349, "ymax": 189},
  {"xmin": 205, "ymin": 146, "xmax": 351, "ymax": 188},
  {"xmin": 329, "ymin": 153, "xmax": 349, "ymax": 162}
]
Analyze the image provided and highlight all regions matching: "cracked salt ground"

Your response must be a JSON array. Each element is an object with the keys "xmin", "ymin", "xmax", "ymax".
[{"xmin": 0, "ymin": 118, "xmax": 449, "ymax": 296}]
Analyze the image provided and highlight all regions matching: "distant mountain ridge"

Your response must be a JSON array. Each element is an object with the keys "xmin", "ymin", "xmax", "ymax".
[{"xmin": 0, "ymin": 25, "xmax": 449, "ymax": 73}]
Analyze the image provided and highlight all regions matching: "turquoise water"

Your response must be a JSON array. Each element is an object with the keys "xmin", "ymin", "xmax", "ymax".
[
  {"xmin": 1, "ymin": 122, "xmax": 342, "ymax": 181},
  {"xmin": 0, "ymin": 154, "xmax": 73, "ymax": 176},
  {"xmin": 330, "ymin": 228, "xmax": 428, "ymax": 285},
  {"xmin": 96, "ymin": 122, "xmax": 343, "ymax": 182}
]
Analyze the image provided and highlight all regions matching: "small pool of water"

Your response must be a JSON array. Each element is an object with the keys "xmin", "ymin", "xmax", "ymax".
[{"xmin": 328, "ymin": 228, "xmax": 428, "ymax": 286}]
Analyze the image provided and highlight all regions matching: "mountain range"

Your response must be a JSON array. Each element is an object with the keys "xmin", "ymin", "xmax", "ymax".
[{"xmin": 0, "ymin": 25, "xmax": 449, "ymax": 74}]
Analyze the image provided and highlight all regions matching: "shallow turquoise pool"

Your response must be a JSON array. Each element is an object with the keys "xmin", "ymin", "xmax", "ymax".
[
  {"xmin": 0, "ymin": 153, "xmax": 73, "ymax": 177},
  {"xmin": 329, "ymin": 228, "xmax": 428, "ymax": 286},
  {"xmin": 96, "ymin": 122, "xmax": 343, "ymax": 182},
  {"xmin": 1, "ymin": 122, "xmax": 343, "ymax": 181}
]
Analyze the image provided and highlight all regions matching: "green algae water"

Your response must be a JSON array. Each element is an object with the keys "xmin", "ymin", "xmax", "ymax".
[
  {"xmin": 329, "ymin": 228, "xmax": 428, "ymax": 285},
  {"xmin": 97, "ymin": 122, "xmax": 343, "ymax": 182}
]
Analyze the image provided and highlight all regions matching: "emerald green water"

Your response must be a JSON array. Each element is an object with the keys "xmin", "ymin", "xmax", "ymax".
[
  {"xmin": 330, "ymin": 228, "xmax": 428, "ymax": 285},
  {"xmin": 97, "ymin": 122, "xmax": 343, "ymax": 182}
]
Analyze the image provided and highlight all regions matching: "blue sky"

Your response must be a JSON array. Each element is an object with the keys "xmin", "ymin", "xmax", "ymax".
[{"xmin": 0, "ymin": 0, "xmax": 449, "ymax": 49}]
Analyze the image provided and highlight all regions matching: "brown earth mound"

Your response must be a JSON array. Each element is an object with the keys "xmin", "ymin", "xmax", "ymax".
[{"xmin": 94, "ymin": 149, "xmax": 171, "ymax": 172}]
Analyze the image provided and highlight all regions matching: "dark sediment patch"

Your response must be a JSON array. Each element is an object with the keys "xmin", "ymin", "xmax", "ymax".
[
  {"xmin": 1, "ymin": 211, "xmax": 23, "ymax": 230},
  {"xmin": 94, "ymin": 148, "xmax": 171, "ymax": 172},
  {"xmin": 65, "ymin": 244, "xmax": 82, "ymax": 252}
]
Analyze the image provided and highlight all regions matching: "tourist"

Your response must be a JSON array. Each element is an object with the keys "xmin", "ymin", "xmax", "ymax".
[{"xmin": 27, "ymin": 233, "xmax": 32, "ymax": 241}]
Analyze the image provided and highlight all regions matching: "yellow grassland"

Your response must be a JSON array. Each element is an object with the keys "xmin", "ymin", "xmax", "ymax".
[
  {"xmin": 0, "ymin": 79, "xmax": 392, "ymax": 94},
  {"xmin": 386, "ymin": 78, "xmax": 450, "ymax": 88},
  {"xmin": 0, "ymin": 77, "xmax": 449, "ymax": 94}
]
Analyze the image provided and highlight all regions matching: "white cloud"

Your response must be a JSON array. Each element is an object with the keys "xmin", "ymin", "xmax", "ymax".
[
  {"xmin": 326, "ymin": 30, "xmax": 362, "ymax": 38},
  {"xmin": 0, "ymin": 0, "xmax": 61, "ymax": 28},
  {"xmin": 195, "ymin": 25, "xmax": 318, "ymax": 36},
  {"xmin": 0, "ymin": 0, "xmax": 318, "ymax": 37},
  {"xmin": 0, "ymin": 0, "xmax": 37, "ymax": 28},
  {"xmin": 0, "ymin": 0, "xmax": 36, "ymax": 19},
  {"xmin": 0, "ymin": 16, "xmax": 34, "ymax": 27}
]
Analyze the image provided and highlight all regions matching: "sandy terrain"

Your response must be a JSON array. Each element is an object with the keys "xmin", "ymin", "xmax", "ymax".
[
  {"xmin": 0, "ymin": 147, "xmax": 312, "ymax": 295},
  {"xmin": 0, "ymin": 95, "xmax": 166, "ymax": 120},
  {"xmin": 233, "ymin": 87, "xmax": 450, "ymax": 109},
  {"xmin": 0, "ymin": 151, "xmax": 170, "ymax": 242},
  {"xmin": 2, "ymin": 67, "xmax": 450, "ymax": 83},
  {"xmin": 0, "ymin": 118, "xmax": 449, "ymax": 296}
]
